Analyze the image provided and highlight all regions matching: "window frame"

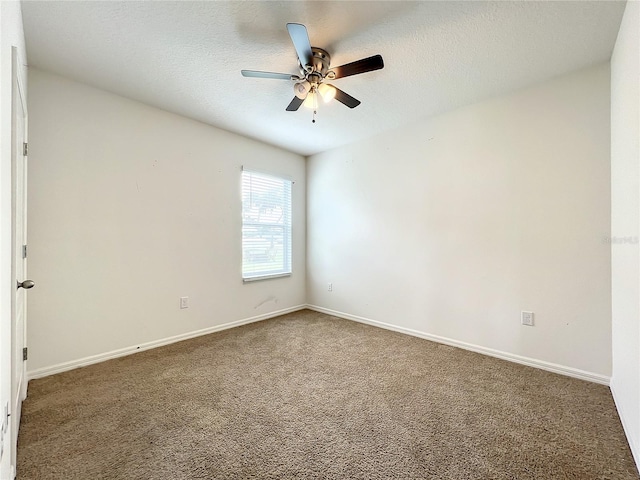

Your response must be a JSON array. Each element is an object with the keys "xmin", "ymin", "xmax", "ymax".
[{"xmin": 241, "ymin": 168, "xmax": 292, "ymax": 283}]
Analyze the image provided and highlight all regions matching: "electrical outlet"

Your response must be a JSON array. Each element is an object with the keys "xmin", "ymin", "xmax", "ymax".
[
  {"xmin": 180, "ymin": 297, "xmax": 189, "ymax": 309},
  {"xmin": 521, "ymin": 311, "xmax": 534, "ymax": 326},
  {"xmin": 328, "ymin": 283, "xmax": 333, "ymax": 292}
]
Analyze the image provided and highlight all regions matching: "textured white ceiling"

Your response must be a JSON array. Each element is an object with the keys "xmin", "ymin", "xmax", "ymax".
[{"xmin": 22, "ymin": 1, "xmax": 625, "ymax": 156}]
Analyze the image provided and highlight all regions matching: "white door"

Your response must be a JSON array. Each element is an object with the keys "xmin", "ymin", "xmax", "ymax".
[{"xmin": 10, "ymin": 47, "xmax": 29, "ymax": 476}]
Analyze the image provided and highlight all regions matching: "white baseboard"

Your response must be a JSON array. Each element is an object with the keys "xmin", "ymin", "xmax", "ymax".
[
  {"xmin": 610, "ymin": 381, "xmax": 640, "ymax": 473},
  {"xmin": 27, "ymin": 304, "xmax": 307, "ymax": 380},
  {"xmin": 28, "ymin": 303, "xmax": 611, "ymax": 388},
  {"xmin": 306, "ymin": 304, "xmax": 611, "ymax": 386}
]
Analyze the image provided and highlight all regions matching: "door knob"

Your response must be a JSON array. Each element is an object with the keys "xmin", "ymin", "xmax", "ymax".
[{"xmin": 17, "ymin": 279, "xmax": 35, "ymax": 289}]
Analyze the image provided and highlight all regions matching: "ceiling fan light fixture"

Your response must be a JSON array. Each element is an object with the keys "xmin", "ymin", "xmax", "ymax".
[
  {"xmin": 303, "ymin": 89, "xmax": 318, "ymax": 109},
  {"xmin": 318, "ymin": 83, "xmax": 337, "ymax": 103},
  {"xmin": 294, "ymin": 80, "xmax": 311, "ymax": 99}
]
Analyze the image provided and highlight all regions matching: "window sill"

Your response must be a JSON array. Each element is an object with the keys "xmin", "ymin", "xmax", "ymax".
[{"xmin": 243, "ymin": 273, "xmax": 291, "ymax": 283}]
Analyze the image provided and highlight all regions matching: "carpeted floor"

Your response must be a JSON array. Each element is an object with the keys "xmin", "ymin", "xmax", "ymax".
[{"xmin": 17, "ymin": 309, "xmax": 639, "ymax": 479}]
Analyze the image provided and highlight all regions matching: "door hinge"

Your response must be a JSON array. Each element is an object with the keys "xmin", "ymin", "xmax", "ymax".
[
  {"xmin": 22, "ymin": 244, "xmax": 27, "ymax": 259},
  {"xmin": 23, "ymin": 347, "xmax": 27, "ymax": 361},
  {"xmin": 23, "ymin": 142, "xmax": 28, "ymax": 156}
]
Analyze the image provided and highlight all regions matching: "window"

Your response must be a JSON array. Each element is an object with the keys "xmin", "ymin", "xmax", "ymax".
[{"xmin": 242, "ymin": 169, "xmax": 292, "ymax": 281}]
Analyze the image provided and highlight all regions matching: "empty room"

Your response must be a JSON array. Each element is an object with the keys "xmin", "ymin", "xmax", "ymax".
[{"xmin": 0, "ymin": 0, "xmax": 639, "ymax": 478}]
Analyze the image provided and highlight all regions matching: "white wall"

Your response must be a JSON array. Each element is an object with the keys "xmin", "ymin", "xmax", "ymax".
[
  {"xmin": 0, "ymin": 1, "xmax": 27, "ymax": 478},
  {"xmin": 307, "ymin": 64, "xmax": 611, "ymax": 380},
  {"xmin": 27, "ymin": 69, "xmax": 306, "ymax": 375},
  {"xmin": 611, "ymin": 0, "xmax": 640, "ymax": 470}
]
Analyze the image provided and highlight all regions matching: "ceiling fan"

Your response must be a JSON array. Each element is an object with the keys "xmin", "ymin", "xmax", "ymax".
[{"xmin": 241, "ymin": 23, "xmax": 384, "ymax": 122}]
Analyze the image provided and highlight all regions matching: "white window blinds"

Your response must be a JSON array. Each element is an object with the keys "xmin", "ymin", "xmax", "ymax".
[{"xmin": 241, "ymin": 169, "xmax": 292, "ymax": 281}]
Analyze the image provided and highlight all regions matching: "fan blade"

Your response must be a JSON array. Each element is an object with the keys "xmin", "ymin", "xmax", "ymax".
[
  {"xmin": 333, "ymin": 87, "xmax": 361, "ymax": 109},
  {"xmin": 241, "ymin": 70, "xmax": 294, "ymax": 80},
  {"xmin": 286, "ymin": 96, "xmax": 305, "ymax": 111},
  {"xmin": 331, "ymin": 55, "xmax": 384, "ymax": 79},
  {"xmin": 286, "ymin": 23, "xmax": 313, "ymax": 69}
]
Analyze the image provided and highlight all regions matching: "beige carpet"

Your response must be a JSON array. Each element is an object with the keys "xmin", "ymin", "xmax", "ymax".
[{"xmin": 17, "ymin": 309, "xmax": 639, "ymax": 479}]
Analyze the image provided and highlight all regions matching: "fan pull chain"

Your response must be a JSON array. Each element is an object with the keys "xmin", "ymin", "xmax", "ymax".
[{"xmin": 312, "ymin": 109, "xmax": 317, "ymax": 123}]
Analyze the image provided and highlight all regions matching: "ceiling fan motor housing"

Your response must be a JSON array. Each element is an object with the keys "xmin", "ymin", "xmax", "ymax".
[
  {"xmin": 295, "ymin": 47, "xmax": 332, "ymax": 99},
  {"xmin": 300, "ymin": 47, "xmax": 331, "ymax": 79}
]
